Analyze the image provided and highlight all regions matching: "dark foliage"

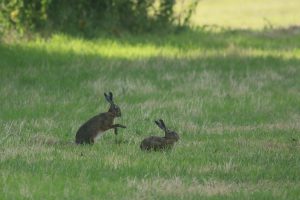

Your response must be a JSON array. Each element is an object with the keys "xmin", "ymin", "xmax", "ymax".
[{"xmin": 0, "ymin": 0, "xmax": 198, "ymax": 36}]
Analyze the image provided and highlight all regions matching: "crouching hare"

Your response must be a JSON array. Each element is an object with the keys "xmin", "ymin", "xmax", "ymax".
[
  {"xmin": 140, "ymin": 119, "xmax": 179, "ymax": 151},
  {"xmin": 75, "ymin": 92, "xmax": 126, "ymax": 144}
]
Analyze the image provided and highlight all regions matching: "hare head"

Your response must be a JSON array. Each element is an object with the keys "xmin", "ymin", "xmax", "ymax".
[
  {"xmin": 104, "ymin": 92, "xmax": 121, "ymax": 117},
  {"xmin": 155, "ymin": 119, "xmax": 179, "ymax": 142}
]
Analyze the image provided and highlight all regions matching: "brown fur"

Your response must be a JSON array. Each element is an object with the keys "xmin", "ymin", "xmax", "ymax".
[
  {"xmin": 140, "ymin": 119, "xmax": 179, "ymax": 151},
  {"xmin": 75, "ymin": 92, "xmax": 126, "ymax": 144}
]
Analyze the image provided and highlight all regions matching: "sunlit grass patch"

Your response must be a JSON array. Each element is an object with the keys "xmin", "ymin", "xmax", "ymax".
[
  {"xmin": 193, "ymin": 0, "xmax": 300, "ymax": 29},
  {"xmin": 3, "ymin": 27, "xmax": 300, "ymax": 62}
]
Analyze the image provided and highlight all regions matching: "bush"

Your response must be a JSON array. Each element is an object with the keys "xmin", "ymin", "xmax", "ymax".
[
  {"xmin": 0, "ymin": 0, "xmax": 198, "ymax": 36},
  {"xmin": 0, "ymin": 0, "xmax": 49, "ymax": 33}
]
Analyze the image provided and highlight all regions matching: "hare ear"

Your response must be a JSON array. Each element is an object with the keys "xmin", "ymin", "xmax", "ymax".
[
  {"xmin": 104, "ymin": 93, "xmax": 112, "ymax": 103},
  {"xmin": 109, "ymin": 92, "xmax": 113, "ymax": 102},
  {"xmin": 159, "ymin": 119, "xmax": 166, "ymax": 129},
  {"xmin": 155, "ymin": 120, "xmax": 164, "ymax": 130}
]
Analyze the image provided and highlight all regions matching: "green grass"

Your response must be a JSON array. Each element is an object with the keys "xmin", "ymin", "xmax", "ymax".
[{"xmin": 1, "ymin": 1, "xmax": 300, "ymax": 199}]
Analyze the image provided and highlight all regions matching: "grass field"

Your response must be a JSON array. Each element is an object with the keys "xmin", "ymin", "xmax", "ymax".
[
  {"xmin": 1, "ymin": 1, "xmax": 300, "ymax": 200},
  {"xmin": 192, "ymin": 0, "xmax": 300, "ymax": 29}
]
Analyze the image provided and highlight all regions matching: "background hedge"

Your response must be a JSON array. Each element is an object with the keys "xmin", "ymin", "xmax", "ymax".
[{"xmin": 0, "ymin": 0, "xmax": 198, "ymax": 36}]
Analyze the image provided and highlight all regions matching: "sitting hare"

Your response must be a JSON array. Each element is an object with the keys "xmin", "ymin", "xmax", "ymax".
[
  {"xmin": 75, "ymin": 92, "xmax": 126, "ymax": 144},
  {"xmin": 140, "ymin": 119, "xmax": 179, "ymax": 151}
]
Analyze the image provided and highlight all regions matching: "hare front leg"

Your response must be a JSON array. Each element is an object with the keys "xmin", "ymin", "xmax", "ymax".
[
  {"xmin": 111, "ymin": 124, "xmax": 126, "ymax": 129},
  {"xmin": 114, "ymin": 127, "xmax": 118, "ymax": 135},
  {"xmin": 111, "ymin": 124, "xmax": 126, "ymax": 135}
]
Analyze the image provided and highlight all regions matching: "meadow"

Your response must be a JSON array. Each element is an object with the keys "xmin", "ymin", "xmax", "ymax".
[{"xmin": 1, "ymin": 1, "xmax": 300, "ymax": 199}]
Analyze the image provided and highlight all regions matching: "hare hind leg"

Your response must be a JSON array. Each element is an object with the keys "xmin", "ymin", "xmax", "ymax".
[{"xmin": 94, "ymin": 131, "xmax": 104, "ymax": 141}]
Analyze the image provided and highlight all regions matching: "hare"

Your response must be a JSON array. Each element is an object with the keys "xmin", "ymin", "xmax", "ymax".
[
  {"xmin": 75, "ymin": 92, "xmax": 126, "ymax": 144},
  {"xmin": 140, "ymin": 119, "xmax": 179, "ymax": 151}
]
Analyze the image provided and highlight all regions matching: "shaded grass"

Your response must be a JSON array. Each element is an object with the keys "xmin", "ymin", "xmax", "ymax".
[{"xmin": 1, "ymin": 27, "xmax": 300, "ymax": 199}]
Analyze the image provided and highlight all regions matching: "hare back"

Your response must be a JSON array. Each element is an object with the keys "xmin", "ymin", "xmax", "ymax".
[{"xmin": 140, "ymin": 136, "xmax": 172, "ymax": 151}]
